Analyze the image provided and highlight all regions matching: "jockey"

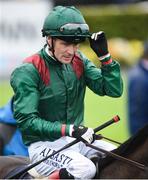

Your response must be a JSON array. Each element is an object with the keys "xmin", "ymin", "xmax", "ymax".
[
  {"xmin": 10, "ymin": 6, "xmax": 123, "ymax": 179},
  {"xmin": 0, "ymin": 98, "xmax": 28, "ymax": 156}
]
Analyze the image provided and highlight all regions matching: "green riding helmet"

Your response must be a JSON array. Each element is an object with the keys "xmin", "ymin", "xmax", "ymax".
[{"xmin": 42, "ymin": 6, "xmax": 90, "ymax": 43}]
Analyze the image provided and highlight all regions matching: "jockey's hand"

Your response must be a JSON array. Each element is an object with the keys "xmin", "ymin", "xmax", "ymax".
[
  {"xmin": 89, "ymin": 31, "xmax": 110, "ymax": 60},
  {"xmin": 70, "ymin": 125, "xmax": 95, "ymax": 144}
]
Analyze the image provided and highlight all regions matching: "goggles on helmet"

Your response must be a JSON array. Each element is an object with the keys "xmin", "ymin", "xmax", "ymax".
[
  {"xmin": 59, "ymin": 23, "xmax": 89, "ymax": 36},
  {"xmin": 42, "ymin": 23, "xmax": 90, "ymax": 38},
  {"xmin": 54, "ymin": 36, "xmax": 86, "ymax": 44}
]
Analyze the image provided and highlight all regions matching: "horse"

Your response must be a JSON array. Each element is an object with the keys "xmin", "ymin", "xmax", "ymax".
[
  {"xmin": 97, "ymin": 123, "xmax": 148, "ymax": 179},
  {"xmin": 0, "ymin": 124, "xmax": 148, "ymax": 179}
]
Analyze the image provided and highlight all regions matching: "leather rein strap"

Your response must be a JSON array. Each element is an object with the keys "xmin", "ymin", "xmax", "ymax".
[{"xmin": 85, "ymin": 142, "xmax": 147, "ymax": 171}]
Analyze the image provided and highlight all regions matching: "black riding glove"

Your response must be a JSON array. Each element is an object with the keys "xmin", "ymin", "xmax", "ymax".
[
  {"xmin": 89, "ymin": 31, "xmax": 110, "ymax": 60},
  {"xmin": 70, "ymin": 125, "xmax": 95, "ymax": 144}
]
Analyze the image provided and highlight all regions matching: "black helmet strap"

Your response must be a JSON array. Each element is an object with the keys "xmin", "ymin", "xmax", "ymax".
[{"xmin": 46, "ymin": 37, "xmax": 61, "ymax": 62}]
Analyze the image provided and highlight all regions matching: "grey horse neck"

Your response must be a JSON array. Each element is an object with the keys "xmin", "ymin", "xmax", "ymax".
[{"xmin": 0, "ymin": 156, "xmax": 30, "ymax": 179}]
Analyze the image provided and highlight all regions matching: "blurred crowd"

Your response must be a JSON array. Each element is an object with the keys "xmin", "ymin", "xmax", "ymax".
[{"xmin": 127, "ymin": 41, "xmax": 148, "ymax": 135}]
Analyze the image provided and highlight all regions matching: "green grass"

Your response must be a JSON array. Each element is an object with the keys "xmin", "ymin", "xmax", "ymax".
[
  {"xmin": 85, "ymin": 71, "xmax": 130, "ymax": 144},
  {"xmin": 0, "ymin": 81, "xmax": 13, "ymax": 106},
  {"xmin": 0, "ymin": 73, "xmax": 129, "ymax": 144},
  {"xmin": 85, "ymin": 89, "xmax": 129, "ymax": 143}
]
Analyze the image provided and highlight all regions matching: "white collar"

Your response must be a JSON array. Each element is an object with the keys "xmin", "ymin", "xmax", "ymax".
[{"xmin": 45, "ymin": 45, "xmax": 57, "ymax": 61}]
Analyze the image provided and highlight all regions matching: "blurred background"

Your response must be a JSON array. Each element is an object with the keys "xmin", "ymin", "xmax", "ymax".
[{"xmin": 0, "ymin": 0, "xmax": 148, "ymax": 143}]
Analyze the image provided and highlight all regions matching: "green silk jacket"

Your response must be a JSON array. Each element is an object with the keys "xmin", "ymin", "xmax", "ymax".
[{"xmin": 10, "ymin": 47, "xmax": 123, "ymax": 145}]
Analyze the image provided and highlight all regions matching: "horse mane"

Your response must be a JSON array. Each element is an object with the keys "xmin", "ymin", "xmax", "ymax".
[{"xmin": 99, "ymin": 123, "xmax": 148, "ymax": 169}]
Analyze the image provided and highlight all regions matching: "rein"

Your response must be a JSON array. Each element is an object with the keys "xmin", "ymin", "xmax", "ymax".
[
  {"xmin": 95, "ymin": 134, "xmax": 122, "ymax": 145},
  {"xmin": 85, "ymin": 142, "xmax": 148, "ymax": 171}
]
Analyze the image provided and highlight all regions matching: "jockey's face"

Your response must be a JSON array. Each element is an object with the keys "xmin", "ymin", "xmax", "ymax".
[{"xmin": 47, "ymin": 37, "xmax": 79, "ymax": 64}]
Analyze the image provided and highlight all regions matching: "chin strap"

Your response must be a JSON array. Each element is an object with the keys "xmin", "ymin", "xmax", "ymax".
[{"xmin": 46, "ymin": 37, "xmax": 57, "ymax": 61}]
